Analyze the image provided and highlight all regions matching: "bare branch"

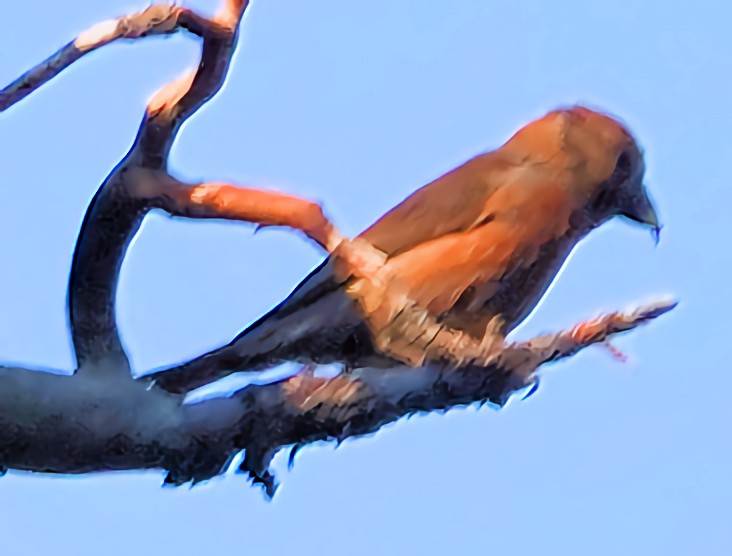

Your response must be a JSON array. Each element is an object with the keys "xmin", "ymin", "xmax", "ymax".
[
  {"xmin": 0, "ymin": 299, "xmax": 674, "ymax": 498},
  {"xmin": 4, "ymin": 0, "xmax": 429, "ymax": 387},
  {"xmin": 57, "ymin": 0, "xmax": 369, "ymax": 377},
  {"xmin": 131, "ymin": 2, "xmax": 249, "ymax": 167},
  {"xmin": 66, "ymin": 170, "xmax": 148, "ymax": 371},
  {"xmin": 60, "ymin": 1, "xmax": 252, "ymax": 372},
  {"xmin": 149, "ymin": 174, "xmax": 347, "ymax": 252},
  {"xmin": 1, "ymin": 0, "xmax": 254, "ymax": 368},
  {"xmin": 0, "ymin": 5, "xmax": 221, "ymax": 112}
]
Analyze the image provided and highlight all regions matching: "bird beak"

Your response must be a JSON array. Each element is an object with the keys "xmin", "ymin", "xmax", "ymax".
[{"xmin": 620, "ymin": 186, "xmax": 661, "ymax": 245}]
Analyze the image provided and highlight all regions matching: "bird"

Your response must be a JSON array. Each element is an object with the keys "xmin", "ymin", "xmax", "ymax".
[{"xmin": 148, "ymin": 105, "xmax": 661, "ymax": 394}]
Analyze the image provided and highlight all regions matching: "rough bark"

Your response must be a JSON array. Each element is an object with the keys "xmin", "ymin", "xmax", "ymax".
[{"xmin": 0, "ymin": 301, "xmax": 675, "ymax": 497}]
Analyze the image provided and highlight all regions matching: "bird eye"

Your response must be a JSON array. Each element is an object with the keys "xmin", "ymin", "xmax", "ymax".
[
  {"xmin": 603, "ymin": 151, "xmax": 633, "ymax": 190},
  {"xmin": 611, "ymin": 151, "xmax": 632, "ymax": 187},
  {"xmin": 587, "ymin": 150, "xmax": 632, "ymax": 216}
]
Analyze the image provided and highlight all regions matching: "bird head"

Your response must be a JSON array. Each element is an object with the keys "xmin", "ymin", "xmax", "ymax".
[
  {"xmin": 502, "ymin": 106, "xmax": 661, "ymax": 240},
  {"xmin": 559, "ymin": 107, "xmax": 661, "ymax": 242},
  {"xmin": 603, "ymin": 139, "xmax": 661, "ymax": 241}
]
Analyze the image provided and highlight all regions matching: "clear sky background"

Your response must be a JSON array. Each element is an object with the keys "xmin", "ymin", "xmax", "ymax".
[{"xmin": 0, "ymin": 0, "xmax": 730, "ymax": 554}]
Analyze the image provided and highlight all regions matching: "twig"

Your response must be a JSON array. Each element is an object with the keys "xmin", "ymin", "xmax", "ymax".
[
  {"xmin": 143, "ymin": 172, "xmax": 348, "ymax": 252},
  {"xmin": 0, "ymin": 5, "xmax": 219, "ymax": 112}
]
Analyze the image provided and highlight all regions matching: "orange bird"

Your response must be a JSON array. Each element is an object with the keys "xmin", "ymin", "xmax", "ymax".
[{"xmin": 150, "ymin": 106, "xmax": 660, "ymax": 394}]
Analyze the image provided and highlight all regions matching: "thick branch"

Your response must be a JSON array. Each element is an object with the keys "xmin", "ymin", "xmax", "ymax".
[{"xmin": 0, "ymin": 300, "xmax": 674, "ymax": 498}]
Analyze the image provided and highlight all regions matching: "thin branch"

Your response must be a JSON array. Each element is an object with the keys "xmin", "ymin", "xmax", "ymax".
[
  {"xmin": 0, "ymin": 5, "xmax": 220, "ymax": 112},
  {"xmin": 130, "ymin": 4, "xmax": 247, "ymax": 168},
  {"xmin": 149, "ymin": 174, "xmax": 348, "ymax": 252},
  {"xmin": 0, "ymin": 299, "xmax": 675, "ymax": 498},
  {"xmin": 4, "ymin": 0, "xmax": 431, "ymax": 384}
]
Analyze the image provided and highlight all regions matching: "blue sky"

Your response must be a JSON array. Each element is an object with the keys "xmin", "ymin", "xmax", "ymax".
[{"xmin": 0, "ymin": 0, "xmax": 730, "ymax": 553}]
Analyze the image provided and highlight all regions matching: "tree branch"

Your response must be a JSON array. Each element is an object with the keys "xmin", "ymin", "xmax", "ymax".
[
  {"xmin": 5, "ymin": 0, "xmax": 375, "ymax": 376},
  {"xmin": 130, "ymin": 2, "xmax": 248, "ymax": 168},
  {"xmin": 148, "ymin": 174, "xmax": 348, "ymax": 252},
  {"xmin": 0, "ymin": 0, "xmax": 343, "ymax": 375},
  {"xmin": 0, "ymin": 5, "xmax": 219, "ymax": 112},
  {"xmin": 0, "ymin": 299, "xmax": 675, "ymax": 498},
  {"xmin": 63, "ymin": 1, "xmax": 249, "ymax": 372}
]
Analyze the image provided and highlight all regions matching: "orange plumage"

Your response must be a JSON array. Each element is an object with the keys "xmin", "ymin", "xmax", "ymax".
[{"xmin": 150, "ymin": 106, "xmax": 660, "ymax": 394}]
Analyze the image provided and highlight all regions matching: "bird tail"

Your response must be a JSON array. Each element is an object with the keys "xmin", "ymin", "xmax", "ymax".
[
  {"xmin": 147, "ymin": 262, "xmax": 357, "ymax": 395},
  {"xmin": 147, "ymin": 334, "xmax": 274, "ymax": 395},
  {"xmin": 147, "ymin": 294, "xmax": 352, "ymax": 395}
]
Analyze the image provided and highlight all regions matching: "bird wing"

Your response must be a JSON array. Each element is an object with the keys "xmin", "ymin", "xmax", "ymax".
[
  {"xmin": 359, "ymin": 151, "xmax": 511, "ymax": 257},
  {"xmin": 268, "ymin": 150, "xmax": 513, "ymax": 312}
]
